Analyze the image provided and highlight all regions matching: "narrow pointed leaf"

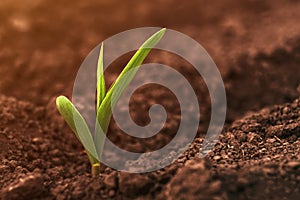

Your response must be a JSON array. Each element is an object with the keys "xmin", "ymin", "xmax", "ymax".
[
  {"xmin": 56, "ymin": 96, "xmax": 99, "ymax": 163},
  {"xmin": 97, "ymin": 42, "xmax": 106, "ymax": 109},
  {"xmin": 94, "ymin": 28, "xmax": 166, "ymax": 157}
]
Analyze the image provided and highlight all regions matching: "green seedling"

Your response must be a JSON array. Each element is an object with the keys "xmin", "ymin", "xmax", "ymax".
[{"xmin": 56, "ymin": 28, "xmax": 166, "ymax": 176}]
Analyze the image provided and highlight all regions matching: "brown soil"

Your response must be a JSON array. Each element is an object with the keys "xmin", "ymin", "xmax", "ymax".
[{"xmin": 0, "ymin": 0, "xmax": 300, "ymax": 199}]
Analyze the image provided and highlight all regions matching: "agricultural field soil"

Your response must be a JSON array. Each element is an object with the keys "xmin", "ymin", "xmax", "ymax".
[{"xmin": 0, "ymin": 0, "xmax": 300, "ymax": 199}]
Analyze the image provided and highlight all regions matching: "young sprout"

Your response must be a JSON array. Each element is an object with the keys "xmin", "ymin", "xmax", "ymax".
[{"xmin": 56, "ymin": 28, "xmax": 166, "ymax": 176}]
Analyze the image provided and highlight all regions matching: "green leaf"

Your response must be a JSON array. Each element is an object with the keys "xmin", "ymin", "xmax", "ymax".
[
  {"xmin": 56, "ymin": 95, "xmax": 99, "ymax": 164},
  {"xmin": 106, "ymin": 28, "xmax": 166, "ymax": 108},
  {"xmin": 94, "ymin": 28, "xmax": 166, "ymax": 157},
  {"xmin": 97, "ymin": 42, "xmax": 106, "ymax": 110}
]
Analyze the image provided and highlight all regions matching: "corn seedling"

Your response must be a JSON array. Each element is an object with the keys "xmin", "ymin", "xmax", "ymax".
[{"xmin": 56, "ymin": 28, "xmax": 166, "ymax": 176}]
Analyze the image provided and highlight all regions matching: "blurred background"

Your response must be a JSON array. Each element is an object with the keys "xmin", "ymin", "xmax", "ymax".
[{"xmin": 0, "ymin": 0, "xmax": 299, "ymax": 122}]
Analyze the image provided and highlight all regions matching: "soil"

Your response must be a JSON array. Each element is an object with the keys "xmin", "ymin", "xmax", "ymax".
[{"xmin": 0, "ymin": 0, "xmax": 300, "ymax": 199}]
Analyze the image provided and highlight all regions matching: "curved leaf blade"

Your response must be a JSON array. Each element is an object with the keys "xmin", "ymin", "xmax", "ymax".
[{"xmin": 56, "ymin": 95, "xmax": 99, "ymax": 163}]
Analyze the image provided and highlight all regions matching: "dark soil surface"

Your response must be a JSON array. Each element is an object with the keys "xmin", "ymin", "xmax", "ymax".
[{"xmin": 0, "ymin": 0, "xmax": 300, "ymax": 199}]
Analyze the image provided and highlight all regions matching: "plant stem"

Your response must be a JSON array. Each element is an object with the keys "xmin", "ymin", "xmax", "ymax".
[{"xmin": 91, "ymin": 163, "xmax": 100, "ymax": 177}]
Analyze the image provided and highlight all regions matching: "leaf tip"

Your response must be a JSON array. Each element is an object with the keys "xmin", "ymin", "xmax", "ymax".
[
  {"xmin": 158, "ymin": 27, "xmax": 167, "ymax": 37},
  {"xmin": 56, "ymin": 95, "xmax": 66, "ymax": 107}
]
